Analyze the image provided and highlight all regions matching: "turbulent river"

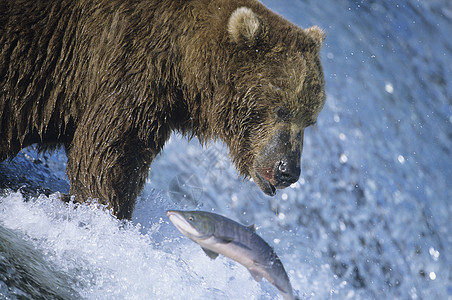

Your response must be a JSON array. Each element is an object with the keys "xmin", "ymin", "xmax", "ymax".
[{"xmin": 1, "ymin": 0, "xmax": 451, "ymax": 299}]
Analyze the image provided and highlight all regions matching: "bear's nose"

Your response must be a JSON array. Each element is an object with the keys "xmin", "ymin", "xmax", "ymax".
[{"xmin": 274, "ymin": 158, "xmax": 301, "ymax": 188}]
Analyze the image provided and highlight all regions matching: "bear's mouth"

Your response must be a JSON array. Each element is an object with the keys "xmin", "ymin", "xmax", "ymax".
[
  {"xmin": 253, "ymin": 168, "xmax": 276, "ymax": 196},
  {"xmin": 252, "ymin": 161, "xmax": 301, "ymax": 196},
  {"xmin": 250, "ymin": 125, "xmax": 303, "ymax": 197}
]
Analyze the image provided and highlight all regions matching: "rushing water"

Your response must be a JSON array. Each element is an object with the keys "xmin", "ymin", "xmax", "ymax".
[{"xmin": 1, "ymin": 0, "xmax": 451, "ymax": 299}]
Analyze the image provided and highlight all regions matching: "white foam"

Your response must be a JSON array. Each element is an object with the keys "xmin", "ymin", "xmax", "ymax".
[{"xmin": 0, "ymin": 192, "xmax": 275, "ymax": 299}]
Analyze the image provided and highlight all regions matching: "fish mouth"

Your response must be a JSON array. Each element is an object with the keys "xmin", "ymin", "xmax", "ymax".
[
  {"xmin": 166, "ymin": 210, "xmax": 211, "ymax": 239},
  {"xmin": 166, "ymin": 210, "xmax": 201, "ymax": 238}
]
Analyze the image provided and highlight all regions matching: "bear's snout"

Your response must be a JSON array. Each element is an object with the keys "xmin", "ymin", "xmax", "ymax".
[
  {"xmin": 252, "ymin": 125, "xmax": 303, "ymax": 196},
  {"xmin": 274, "ymin": 156, "xmax": 301, "ymax": 189}
]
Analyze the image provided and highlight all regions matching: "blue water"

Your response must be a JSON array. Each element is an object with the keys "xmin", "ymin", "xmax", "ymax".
[{"xmin": 1, "ymin": 0, "xmax": 451, "ymax": 299}]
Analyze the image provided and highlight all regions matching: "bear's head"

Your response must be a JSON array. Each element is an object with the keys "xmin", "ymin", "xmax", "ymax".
[{"xmin": 216, "ymin": 7, "xmax": 326, "ymax": 196}]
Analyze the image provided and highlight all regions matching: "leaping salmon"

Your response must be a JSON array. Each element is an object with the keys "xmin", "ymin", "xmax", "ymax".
[{"xmin": 166, "ymin": 210, "xmax": 297, "ymax": 300}]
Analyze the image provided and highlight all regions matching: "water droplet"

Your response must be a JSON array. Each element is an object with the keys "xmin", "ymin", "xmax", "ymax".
[
  {"xmin": 340, "ymin": 154, "xmax": 348, "ymax": 164},
  {"xmin": 429, "ymin": 247, "xmax": 440, "ymax": 260},
  {"xmin": 385, "ymin": 82, "xmax": 394, "ymax": 94},
  {"xmin": 290, "ymin": 181, "xmax": 300, "ymax": 188}
]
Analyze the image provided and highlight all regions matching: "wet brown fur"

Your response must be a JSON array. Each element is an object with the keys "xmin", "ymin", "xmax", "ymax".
[{"xmin": 0, "ymin": 0, "xmax": 325, "ymax": 219}]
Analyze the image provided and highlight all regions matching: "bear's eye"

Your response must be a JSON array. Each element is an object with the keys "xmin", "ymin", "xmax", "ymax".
[{"xmin": 274, "ymin": 107, "xmax": 291, "ymax": 121}]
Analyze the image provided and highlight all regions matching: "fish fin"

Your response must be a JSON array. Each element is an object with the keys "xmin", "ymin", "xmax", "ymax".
[
  {"xmin": 248, "ymin": 224, "xmax": 256, "ymax": 232},
  {"xmin": 252, "ymin": 262, "xmax": 292, "ymax": 294},
  {"xmin": 248, "ymin": 267, "xmax": 263, "ymax": 282},
  {"xmin": 201, "ymin": 247, "xmax": 219, "ymax": 259},
  {"xmin": 273, "ymin": 281, "xmax": 291, "ymax": 294}
]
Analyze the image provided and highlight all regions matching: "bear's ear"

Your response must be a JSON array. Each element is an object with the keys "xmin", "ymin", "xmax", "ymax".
[
  {"xmin": 305, "ymin": 26, "xmax": 326, "ymax": 51},
  {"xmin": 227, "ymin": 7, "xmax": 262, "ymax": 45}
]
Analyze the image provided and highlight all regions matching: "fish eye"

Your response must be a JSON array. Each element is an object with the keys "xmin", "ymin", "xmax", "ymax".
[{"xmin": 188, "ymin": 216, "xmax": 194, "ymax": 221}]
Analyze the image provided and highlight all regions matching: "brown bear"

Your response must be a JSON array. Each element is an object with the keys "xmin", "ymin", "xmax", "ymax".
[{"xmin": 0, "ymin": 0, "xmax": 325, "ymax": 219}]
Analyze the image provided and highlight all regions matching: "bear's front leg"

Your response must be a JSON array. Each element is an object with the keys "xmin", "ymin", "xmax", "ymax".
[{"xmin": 66, "ymin": 127, "xmax": 156, "ymax": 219}]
